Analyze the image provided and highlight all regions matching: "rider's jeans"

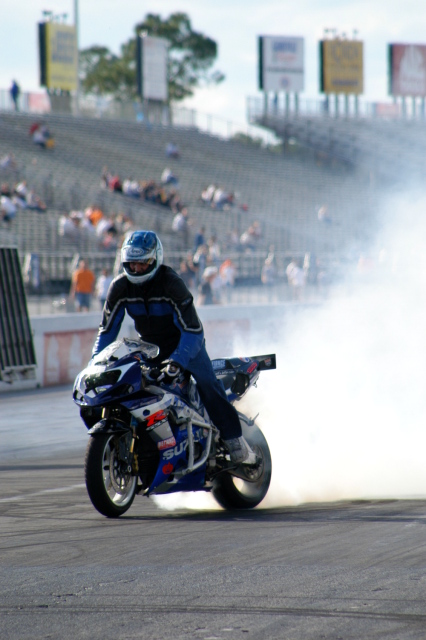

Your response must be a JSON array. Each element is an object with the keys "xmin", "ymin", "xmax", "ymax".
[{"xmin": 186, "ymin": 341, "xmax": 242, "ymax": 440}]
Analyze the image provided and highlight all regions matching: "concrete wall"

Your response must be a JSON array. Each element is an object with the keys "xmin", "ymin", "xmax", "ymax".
[{"xmin": 0, "ymin": 303, "xmax": 318, "ymax": 393}]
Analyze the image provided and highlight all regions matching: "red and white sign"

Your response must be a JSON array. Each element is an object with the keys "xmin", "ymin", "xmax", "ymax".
[{"xmin": 390, "ymin": 43, "xmax": 426, "ymax": 96}]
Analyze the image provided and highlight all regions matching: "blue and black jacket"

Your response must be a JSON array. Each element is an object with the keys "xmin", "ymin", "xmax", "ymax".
[{"xmin": 92, "ymin": 265, "xmax": 204, "ymax": 369}]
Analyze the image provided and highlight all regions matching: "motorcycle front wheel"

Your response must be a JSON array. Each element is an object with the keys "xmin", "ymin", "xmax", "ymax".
[
  {"xmin": 212, "ymin": 421, "xmax": 272, "ymax": 510},
  {"xmin": 85, "ymin": 433, "xmax": 137, "ymax": 518}
]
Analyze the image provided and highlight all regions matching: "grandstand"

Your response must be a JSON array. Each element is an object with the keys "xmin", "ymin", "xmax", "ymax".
[{"xmin": 0, "ymin": 110, "xmax": 381, "ymax": 292}]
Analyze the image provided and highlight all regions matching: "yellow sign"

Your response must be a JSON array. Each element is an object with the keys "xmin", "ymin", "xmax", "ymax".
[
  {"xmin": 45, "ymin": 23, "xmax": 77, "ymax": 91},
  {"xmin": 321, "ymin": 40, "xmax": 363, "ymax": 95}
]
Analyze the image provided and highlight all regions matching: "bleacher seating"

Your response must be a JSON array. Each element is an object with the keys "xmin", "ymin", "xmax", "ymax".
[{"xmin": 0, "ymin": 110, "xmax": 379, "ymax": 287}]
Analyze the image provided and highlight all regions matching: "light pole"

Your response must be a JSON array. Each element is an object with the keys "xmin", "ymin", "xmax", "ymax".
[{"xmin": 74, "ymin": 0, "xmax": 80, "ymax": 114}]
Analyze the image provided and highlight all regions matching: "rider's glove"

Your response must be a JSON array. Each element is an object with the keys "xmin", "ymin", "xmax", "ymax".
[{"xmin": 157, "ymin": 361, "xmax": 182, "ymax": 384}]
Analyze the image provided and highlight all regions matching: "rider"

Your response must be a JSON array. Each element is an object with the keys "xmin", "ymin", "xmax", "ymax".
[{"xmin": 92, "ymin": 230, "xmax": 256, "ymax": 464}]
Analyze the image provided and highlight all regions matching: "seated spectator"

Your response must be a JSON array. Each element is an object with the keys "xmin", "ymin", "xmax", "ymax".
[
  {"xmin": 240, "ymin": 224, "xmax": 260, "ymax": 252},
  {"xmin": 201, "ymin": 184, "xmax": 216, "ymax": 204},
  {"xmin": 58, "ymin": 210, "xmax": 83, "ymax": 240},
  {"xmin": 161, "ymin": 167, "xmax": 179, "ymax": 187},
  {"xmin": 85, "ymin": 205, "xmax": 104, "ymax": 228},
  {"xmin": 211, "ymin": 187, "xmax": 234, "ymax": 211},
  {"xmin": 26, "ymin": 189, "xmax": 47, "ymax": 212},
  {"xmin": 108, "ymin": 174, "xmax": 122, "ymax": 192},
  {"xmin": 122, "ymin": 178, "xmax": 141, "ymax": 198},
  {"xmin": 165, "ymin": 142, "xmax": 180, "ymax": 159},
  {"xmin": 33, "ymin": 124, "xmax": 54, "ymax": 149},
  {"xmin": 0, "ymin": 153, "xmax": 17, "ymax": 170},
  {"xmin": 1, "ymin": 194, "xmax": 17, "ymax": 224}
]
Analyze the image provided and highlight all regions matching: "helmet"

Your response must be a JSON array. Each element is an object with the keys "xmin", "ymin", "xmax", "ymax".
[{"xmin": 121, "ymin": 231, "xmax": 163, "ymax": 285}]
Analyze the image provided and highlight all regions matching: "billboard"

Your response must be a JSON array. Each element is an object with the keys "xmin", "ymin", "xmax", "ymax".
[
  {"xmin": 38, "ymin": 22, "xmax": 78, "ymax": 91},
  {"xmin": 258, "ymin": 36, "xmax": 304, "ymax": 93},
  {"xmin": 320, "ymin": 39, "xmax": 363, "ymax": 95},
  {"xmin": 137, "ymin": 35, "xmax": 169, "ymax": 102},
  {"xmin": 388, "ymin": 44, "xmax": 426, "ymax": 97}
]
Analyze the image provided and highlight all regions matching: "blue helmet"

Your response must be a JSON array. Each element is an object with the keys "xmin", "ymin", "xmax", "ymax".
[{"xmin": 121, "ymin": 231, "xmax": 163, "ymax": 285}]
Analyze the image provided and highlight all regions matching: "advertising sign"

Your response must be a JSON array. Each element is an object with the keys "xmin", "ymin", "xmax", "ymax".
[
  {"xmin": 320, "ymin": 39, "xmax": 363, "ymax": 95},
  {"xmin": 388, "ymin": 44, "xmax": 426, "ymax": 97},
  {"xmin": 39, "ymin": 22, "xmax": 78, "ymax": 91},
  {"xmin": 258, "ymin": 36, "xmax": 304, "ymax": 93},
  {"xmin": 137, "ymin": 35, "xmax": 169, "ymax": 102}
]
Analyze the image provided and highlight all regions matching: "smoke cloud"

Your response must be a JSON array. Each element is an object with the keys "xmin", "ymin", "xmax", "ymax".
[{"xmin": 156, "ymin": 189, "xmax": 426, "ymax": 510}]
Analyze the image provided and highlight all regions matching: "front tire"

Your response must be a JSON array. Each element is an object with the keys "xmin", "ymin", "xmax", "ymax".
[
  {"xmin": 212, "ymin": 421, "xmax": 272, "ymax": 510},
  {"xmin": 85, "ymin": 433, "xmax": 137, "ymax": 518}
]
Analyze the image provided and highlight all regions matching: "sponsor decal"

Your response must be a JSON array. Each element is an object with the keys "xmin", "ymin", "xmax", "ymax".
[
  {"xmin": 239, "ymin": 357, "xmax": 250, "ymax": 363},
  {"xmin": 264, "ymin": 358, "xmax": 271, "ymax": 367},
  {"xmin": 247, "ymin": 362, "xmax": 258, "ymax": 374},
  {"xmin": 146, "ymin": 410, "xmax": 167, "ymax": 429},
  {"xmin": 162, "ymin": 463, "xmax": 174, "ymax": 475},
  {"xmin": 157, "ymin": 436, "xmax": 177, "ymax": 450},
  {"xmin": 212, "ymin": 359, "xmax": 226, "ymax": 370}
]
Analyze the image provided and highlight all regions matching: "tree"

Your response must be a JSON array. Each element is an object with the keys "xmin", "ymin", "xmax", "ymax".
[{"xmin": 79, "ymin": 12, "xmax": 224, "ymax": 103}]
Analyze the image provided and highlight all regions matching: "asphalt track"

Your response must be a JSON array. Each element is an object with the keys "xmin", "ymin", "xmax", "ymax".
[{"xmin": 1, "ymin": 386, "xmax": 426, "ymax": 639}]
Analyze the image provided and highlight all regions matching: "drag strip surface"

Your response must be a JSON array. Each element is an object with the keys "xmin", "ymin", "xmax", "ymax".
[{"xmin": 1, "ymin": 387, "xmax": 426, "ymax": 639}]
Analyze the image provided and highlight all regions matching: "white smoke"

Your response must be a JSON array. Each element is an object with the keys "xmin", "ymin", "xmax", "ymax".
[{"xmin": 156, "ymin": 189, "xmax": 426, "ymax": 510}]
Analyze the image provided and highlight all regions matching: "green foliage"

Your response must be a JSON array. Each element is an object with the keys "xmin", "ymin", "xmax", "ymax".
[{"xmin": 79, "ymin": 12, "xmax": 224, "ymax": 103}]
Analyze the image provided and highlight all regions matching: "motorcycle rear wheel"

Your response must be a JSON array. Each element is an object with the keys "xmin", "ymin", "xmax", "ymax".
[
  {"xmin": 85, "ymin": 433, "xmax": 137, "ymax": 518},
  {"xmin": 212, "ymin": 422, "xmax": 272, "ymax": 510}
]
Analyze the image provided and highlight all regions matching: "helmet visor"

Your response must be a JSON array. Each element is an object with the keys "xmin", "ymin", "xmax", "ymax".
[{"xmin": 127, "ymin": 257, "xmax": 155, "ymax": 273}]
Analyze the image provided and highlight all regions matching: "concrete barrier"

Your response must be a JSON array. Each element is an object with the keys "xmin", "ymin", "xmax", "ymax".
[{"xmin": 0, "ymin": 303, "xmax": 318, "ymax": 393}]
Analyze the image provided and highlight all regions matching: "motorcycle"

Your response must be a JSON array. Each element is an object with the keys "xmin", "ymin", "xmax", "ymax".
[{"xmin": 73, "ymin": 337, "xmax": 276, "ymax": 518}]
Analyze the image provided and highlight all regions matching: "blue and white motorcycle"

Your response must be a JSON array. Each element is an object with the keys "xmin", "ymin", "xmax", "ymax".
[{"xmin": 73, "ymin": 338, "xmax": 275, "ymax": 517}]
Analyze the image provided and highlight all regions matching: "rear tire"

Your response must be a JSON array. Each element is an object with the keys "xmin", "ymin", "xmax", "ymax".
[
  {"xmin": 212, "ymin": 420, "xmax": 271, "ymax": 510},
  {"xmin": 85, "ymin": 433, "xmax": 137, "ymax": 518}
]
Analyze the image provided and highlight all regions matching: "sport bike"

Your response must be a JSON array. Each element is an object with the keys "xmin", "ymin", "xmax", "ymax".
[{"xmin": 73, "ymin": 337, "xmax": 275, "ymax": 517}]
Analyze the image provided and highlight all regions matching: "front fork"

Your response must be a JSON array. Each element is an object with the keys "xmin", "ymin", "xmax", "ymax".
[{"xmin": 101, "ymin": 407, "xmax": 139, "ymax": 474}]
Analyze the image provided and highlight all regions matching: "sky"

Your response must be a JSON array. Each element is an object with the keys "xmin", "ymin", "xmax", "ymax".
[{"xmin": 1, "ymin": 0, "xmax": 426, "ymax": 126}]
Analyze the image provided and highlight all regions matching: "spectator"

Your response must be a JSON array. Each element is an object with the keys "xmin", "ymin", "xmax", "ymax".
[
  {"xmin": 201, "ymin": 184, "xmax": 216, "ymax": 205},
  {"xmin": 178, "ymin": 259, "xmax": 196, "ymax": 290},
  {"xmin": 33, "ymin": 124, "xmax": 54, "ymax": 149},
  {"xmin": 58, "ymin": 211, "xmax": 83, "ymax": 241},
  {"xmin": 122, "ymin": 178, "xmax": 141, "ymax": 198},
  {"xmin": 286, "ymin": 257, "xmax": 306, "ymax": 301},
  {"xmin": 317, "ymin": 204, "xmax": 332, "ymax": 225},
  {"xmin": 10, "ymin": 80, "xmax": 20, "ymax": 111},
  {"xmin": 161, "ymin": 167, "xmax": 179, "ymax": 187},
  {"xmin": 193, "ymin": 225, "xmax": 206, "ymax": 253},
  {"xmin": 172, "ymin": 207, "xmax": 191, "ymax": 249},
  {"xmin": 198, "ymin": 266, "xmax": 219, "ymax": 305},
  {"xmin": 207, "ymin": 234, "xmax": 221, "ymax": 265},
  {"xmin": 0, "ymin": 194, "xmax": 17, "ymax": 224},
  {"xmin": 0, "ymin": 153, "xmax": 17, "ymax": 170},
  {"xmin": 261, "ymin": 255, "xmax": 276, "ymax": 286},
  {"xmin": 95, "ymin": 268, "xmax": 113, "ymax": 310},
  {"xmin": 108, "ymin": 174, "xmax": 122, "ymax": 192},
  {"xmin": 165, "ymin": 142, "xmax": 180, "ymax": 159},
  {"xmin": 193, "ymin": 243, "xmax": 209, "ymax": 285},
  {"xmin": 219, "ymin": 258, "xmax": 237, "ymax": 288},
  {"xmin": 70, "ymin": 259, "xmax": 96, "ymax": 312}
]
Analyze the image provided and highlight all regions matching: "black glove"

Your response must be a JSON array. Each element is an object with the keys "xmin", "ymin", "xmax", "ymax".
[{"xmin": 157, "ymin": 361, "xmax": 182, "ymax": 384}]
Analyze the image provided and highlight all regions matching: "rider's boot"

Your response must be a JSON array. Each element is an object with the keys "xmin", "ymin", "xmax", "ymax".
[{"xmin": 224, "ymin": 435, "xmax": 257, "ymax": 464}]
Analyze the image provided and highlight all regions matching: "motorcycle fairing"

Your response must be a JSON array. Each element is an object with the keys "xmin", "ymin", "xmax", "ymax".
[{"xmin": 147, "ymin": 424, "xmax": 209, "ymax": 494}]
